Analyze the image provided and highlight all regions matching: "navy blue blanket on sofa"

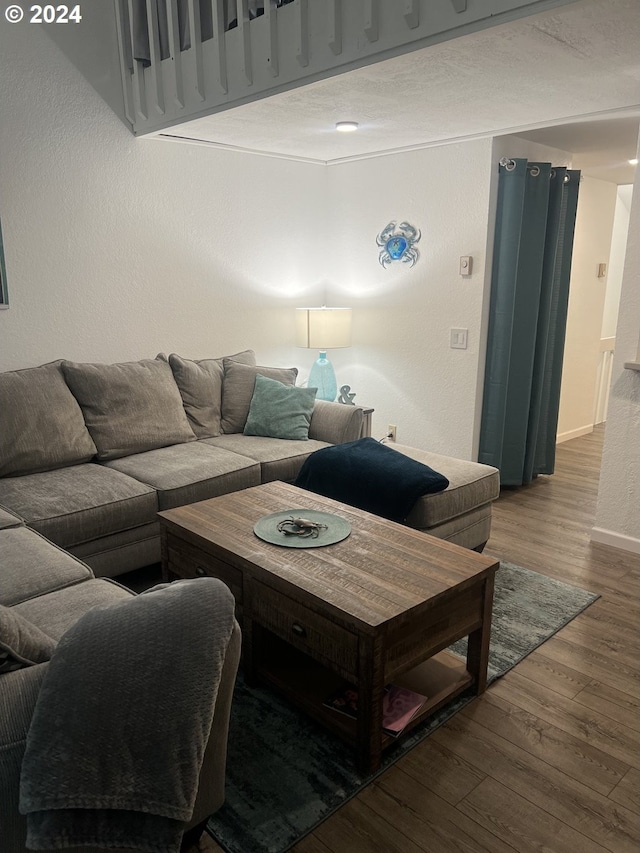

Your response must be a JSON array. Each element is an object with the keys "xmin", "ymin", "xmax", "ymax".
[{"xmin": 294, "ymin": 437, "xmax": 449, "ymax": 523}]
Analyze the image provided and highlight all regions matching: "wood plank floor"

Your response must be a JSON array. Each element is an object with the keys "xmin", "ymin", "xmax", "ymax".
[{"xmin": 193, "ymin": 426, "xmax": 640, "ymax": 853}]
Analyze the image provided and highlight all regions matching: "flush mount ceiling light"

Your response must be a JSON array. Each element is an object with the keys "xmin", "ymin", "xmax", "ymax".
[{"xmin": 335, "ymin": 121, "xmax": 359, "ymax": 132}]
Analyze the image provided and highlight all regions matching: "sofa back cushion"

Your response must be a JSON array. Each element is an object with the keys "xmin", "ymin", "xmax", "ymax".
[
  {"xmin": 220, "ymin": 360, "xmax": 298, "ymax": 434},
  {"xmin": 62, "ymin": 359, "xmax": 196, "ymax": 460},
  {"xmin": 168, "ymin": 349, "xmax": 256, "ymax": 438},
  {"xmin": 0, "ymin": 362, "xmax": 97, "ymax": 478}
]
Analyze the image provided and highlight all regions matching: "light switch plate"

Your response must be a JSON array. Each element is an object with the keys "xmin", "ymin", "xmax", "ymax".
[{"xmin": 450, "ymin": 328, "xmax": 468, "ymax": 349}]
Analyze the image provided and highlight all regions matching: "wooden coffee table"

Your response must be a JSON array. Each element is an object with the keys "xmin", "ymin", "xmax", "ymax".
[{"xmin": 159, "ymin": 481, "xmax": 499, "ymax": 773}]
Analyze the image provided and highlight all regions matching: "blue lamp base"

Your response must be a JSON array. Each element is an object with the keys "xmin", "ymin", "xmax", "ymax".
[{"xmin": 308, "ymin": 351, "xmax": 337, "ymax": 402}]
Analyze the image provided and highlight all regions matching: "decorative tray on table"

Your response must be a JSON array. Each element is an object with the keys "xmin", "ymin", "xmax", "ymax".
[{"xmin": 253, "ymin": 509, "xmax": 351, "ymax": 549}]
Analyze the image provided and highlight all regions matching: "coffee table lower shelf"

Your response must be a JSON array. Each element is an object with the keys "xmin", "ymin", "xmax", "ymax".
[{"xmin": 253, "ymin": 633, "xmax": 473, "ymax": 760}]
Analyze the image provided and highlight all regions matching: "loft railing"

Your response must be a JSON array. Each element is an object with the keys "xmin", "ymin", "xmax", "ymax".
[{"xmin": 115, "ymin": 0, "xmax": 577, "ymax": 136}]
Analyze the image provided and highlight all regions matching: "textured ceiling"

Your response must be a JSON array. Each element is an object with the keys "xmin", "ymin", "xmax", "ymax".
[{"xmin": 162, "ymin": 0, "xmax": 640, "ymax": 182}]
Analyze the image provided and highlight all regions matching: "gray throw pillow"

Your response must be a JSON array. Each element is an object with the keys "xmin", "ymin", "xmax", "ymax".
[
  {"xmin": 0, "ymin": 361, "xmax": 97, "ymax": 477},
  {"xmin": 221, "ymin": 360, "xmax": 299, "ymax": 434},
  {"xmin": 169, "ymin": 349, "xmax": 256, "ymax": 438},
  {"xmin": 62, "ymin": 359, "xmax": 196, "ymax": 461},
  {"xmin": 0, "ymin": 605, "xmax": 56, "ymax": 674},
  {"xmin": 244, "ymin": 375, "xmax": 317, "ymax": 440}
]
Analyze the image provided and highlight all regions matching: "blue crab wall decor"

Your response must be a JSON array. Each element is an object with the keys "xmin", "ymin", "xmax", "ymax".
[{"xmin": 376, "ymin": 221, "xmax": 421, "ymax": 268}]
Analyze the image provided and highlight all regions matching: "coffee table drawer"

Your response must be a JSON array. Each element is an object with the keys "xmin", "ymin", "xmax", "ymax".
[
  {"xmin": 167, "ymin": 537, "xmax": 242, "ymax": 602},
  {"xmin": 250, "ymin": 580, "xmax": 358, "ymax": 679}
]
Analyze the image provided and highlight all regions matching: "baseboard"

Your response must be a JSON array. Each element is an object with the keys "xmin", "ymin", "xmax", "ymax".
[
  {"xmin": 590, "ymin": 527, "xmax": 640, "ymax": 555},
  {"xmin": 556, "ymin": 424, "xmax": 594, "ymax": 444}
]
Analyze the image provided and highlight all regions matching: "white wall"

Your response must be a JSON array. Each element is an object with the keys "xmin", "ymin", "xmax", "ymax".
[
  {"xmin": 602, "ymin": 185, "xmax": 633, "ymax": 338},
  {"xmin": 0, "ymin": 14, "xmax": 498, "ymax": 461},
  {"xmin": 325, "ymin": 140, "xmax": 494, "ymax": 458},
  {"xmin": 556, "ymin": 177, "xmax": 617, "ymax": 441},
  {"xmin": 0, "ymin": 24, "xmax": 327, "ymax": 372},
  {"xmin": 593, "ymin": 154, "xmax": 640, "ymax": 553}
]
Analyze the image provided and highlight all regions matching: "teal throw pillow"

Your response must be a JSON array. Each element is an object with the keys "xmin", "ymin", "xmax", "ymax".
[{"xmin": 244, "ymin": 374, "xmax": 317, "ymax": 441}]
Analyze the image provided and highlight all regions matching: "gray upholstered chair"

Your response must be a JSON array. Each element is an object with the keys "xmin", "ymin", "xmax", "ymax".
[{"xmin": 0, "ymin": 521, "xmax": 241, "ymax": 853}]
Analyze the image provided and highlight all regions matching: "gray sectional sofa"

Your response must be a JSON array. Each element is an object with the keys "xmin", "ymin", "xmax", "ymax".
[
  {"xmin": 0, "ymin": 350, "xmax": 365, "ymax": 578},
  {"xmin": 0, "ymin": 347, "xmax": 500, "ymax": 853}
]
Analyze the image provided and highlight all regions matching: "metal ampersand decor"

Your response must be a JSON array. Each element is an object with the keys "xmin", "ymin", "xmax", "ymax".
[{"xmin": 338, "ymin": 385, "xmax": 356, "ymax": 405}]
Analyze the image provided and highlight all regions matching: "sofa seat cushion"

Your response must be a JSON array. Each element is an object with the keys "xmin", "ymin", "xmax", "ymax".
[
  {"xmin": 0, "ymin": 361, "xmax": 97, "ymax": 478},
  {"xmin": 104, "ymin": 443, "xmax": 261, "ymax": 510},
  {"xmin": 424, "ymin": 504, "xmax": 493, "ymax": 550},
  {"xmin": 62, "ymin": 359, "xmax": 196, "ymax": 460},
  {"xmin": 68, "ymin": 522, "xmax": 161, "ymax": 579},
  {"xmin": 169, "ymin": 349, "xmax": 256, "ymax": 439},
  {"xmin": 13, "ymin": 578, "xmax": 134, "ymax": 642},
  {"xmin": 203, "ymin": 435, "xmax": 332, "ymax": 483},
  {"xmin": 0, "ymin": 508, "xmax": 23, "ymax": 529},
  {"xmin": 394, "ymin": 445, "xmax": 500, "ymax": 528},
  {"xmin": 0, "ymin": 527, "xmax": 93, "ymax": 606},
  {"xmin": 0, "ymin": 464, "xmax": 158, "ymax": 549}
]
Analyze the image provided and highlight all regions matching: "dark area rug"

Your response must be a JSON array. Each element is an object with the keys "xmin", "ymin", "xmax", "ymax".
[{"xmin": 206, "ymin": 560, "xmax": 598, "ymax": 853}]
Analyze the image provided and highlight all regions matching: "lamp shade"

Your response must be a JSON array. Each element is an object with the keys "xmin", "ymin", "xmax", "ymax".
[{"xmin": 296, "ymin": 307, "xmax": 352, "ymax": 349}]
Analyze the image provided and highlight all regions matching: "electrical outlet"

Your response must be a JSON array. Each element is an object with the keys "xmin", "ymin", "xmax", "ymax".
[{"xmin": 387, "ymin": 424, "xmax": 397, "ymax": 442}]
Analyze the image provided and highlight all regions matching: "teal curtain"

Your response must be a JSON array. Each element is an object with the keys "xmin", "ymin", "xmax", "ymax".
[{"xmin": 479, "ymin": 159, "xmax": 580, "ymax": 486}]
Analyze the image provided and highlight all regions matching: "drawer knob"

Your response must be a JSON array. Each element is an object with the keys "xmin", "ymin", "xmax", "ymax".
[
  {"xmin": 291, "ymin": 623, "xmax": 307, "ymax": 638},
  {"xmin": 195, "ymin": 567, "xmax": 207, "ymax": 577}
]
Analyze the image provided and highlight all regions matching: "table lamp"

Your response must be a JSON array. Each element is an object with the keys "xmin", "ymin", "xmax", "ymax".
[{"xmin": 296, "ymin": 307, "xmax": 352, "ymax": 402}]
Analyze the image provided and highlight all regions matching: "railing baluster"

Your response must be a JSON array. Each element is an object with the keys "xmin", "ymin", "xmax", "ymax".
[
  {"xmin": 404, "ymin": 0, "xmax": 419, "ymax": 28},
  {"xmin": 145, "ymin": 0, "xmax": 165, "ymax": 114},
  {"xmin": 188, "ymin": 0, "xmax": 205, "ymax": 100},
  {"xmin": 127, "ymin": 0, "xmax": 148, "ymax": 119},
  {"xmin": 328, "ymin": 0, "xmax": 342, "ymax": 55},
  {"xmin": 115, "ymin": 0, "xmax": 504, "ymax": 136},
  {"xmin": 166, "ymin": 0, "xmax": 184, "ymax": 106},
  {"xmin": 265, "ymin": 0, "xmax": 279, "ymax": 77},
  {"xmin": 212, "ymin": 0, "xmax": 228, "ymax": 93},
  {"xmin": 114, "ymin": 0, "xmax": 135, "ymax": 124},
  {"xmin": 364, "ymin": 0, "xmax": 378, "ymax": 43},
  {"xmin": 237, "ymin": 0, "xmax": 253, "ymax": 85},
  {"xmin": 296, "ymin": 0, "xmax": 309, "ymax": 67}
]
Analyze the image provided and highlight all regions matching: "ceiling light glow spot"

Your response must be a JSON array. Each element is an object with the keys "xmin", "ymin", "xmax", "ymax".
[
  {"xmin": 336, "ymin": 121, "xmax": 359, "ymax": 133},
  {"xmin": 629, "ymin": 158, "xmax": 638, "ymax": 165}
]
